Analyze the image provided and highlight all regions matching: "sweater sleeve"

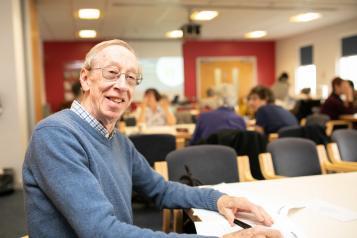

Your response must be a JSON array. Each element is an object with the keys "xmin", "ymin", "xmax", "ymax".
[
  {"xmin": 25, "ymin": 126, "xmax": 217, "ymax": 238},
  {"xmin": 130, "ymin": 141, "xmax": 224, "ymax": 211}
]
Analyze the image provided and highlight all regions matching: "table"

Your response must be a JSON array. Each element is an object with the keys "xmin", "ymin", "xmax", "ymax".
[
  {"xmin": 193, "ymin": 172, "xmax": 357, "ymax": 238},
  {"xmin": 123, "ymin": 124, "xmax": 196, "ymax": 148},
  {"xmin": 340, "ymin": 114, "xmax": 357, "ymax": 123}
]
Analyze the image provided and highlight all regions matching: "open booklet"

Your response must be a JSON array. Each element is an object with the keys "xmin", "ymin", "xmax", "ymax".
[{"xmin": 192, "ymin": 182, "xmax": 357, "ymax": 237}]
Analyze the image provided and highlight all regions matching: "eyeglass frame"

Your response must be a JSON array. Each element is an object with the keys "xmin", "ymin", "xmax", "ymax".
[{"xmin": 89, "ymin": 66, "xmax": 143, "ymax": 86}]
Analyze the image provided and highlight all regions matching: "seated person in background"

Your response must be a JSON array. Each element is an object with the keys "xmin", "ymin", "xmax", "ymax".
[
  {"xmin": 347, "ymin": 80, "xmax": 357, "ymax": 112},
  {"xmin": 137, "ymin": 88, "xmax": 176, "ymax": 126},
  {"xmin": 248, "ymin": 86, "xmax": 298, "ymax": 134},
  {"xmin": 190, "ymin": 84, "xmax": 246, "ymax": 144},
  {"xmin": 199, "ymin": 87, "xmax": 220, "ymax": 111},
  {"xmin": 23, "ymin": 39, "xmax": 281, "ymax": 238},
  {"xmin": 320, "ymin": 77, "xmax": 355, "ymax": 120}
]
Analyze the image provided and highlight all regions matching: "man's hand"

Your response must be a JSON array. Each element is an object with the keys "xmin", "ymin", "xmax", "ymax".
[
  {"xmin": 222, "ymin": 226, "xmax": 282, "ymax": 238},
  {"xmin": 217, "ymin": 195, "xmax": 273, "ymax": 227}
]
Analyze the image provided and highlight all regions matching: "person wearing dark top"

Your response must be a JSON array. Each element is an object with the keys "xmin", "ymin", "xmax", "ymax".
[
  {"xmin": 320, "ymin": 77, "xmax": 354, "ymax": 120},
  {"xmin": 248, "ymin": 86, "xmax": 298, "ymax": 134},
  {"xmin": 191, "ymin": 84, "xmax": 246, "ymax": 144}
]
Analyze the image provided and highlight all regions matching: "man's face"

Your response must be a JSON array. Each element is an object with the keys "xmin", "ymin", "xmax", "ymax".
[
  {"xmin": 248, "ymin": 94, "xmax": 267, "ymax": 113},
  {"xmin": 80, "ymin": 45, "xmax": 139, "ymax": 125}
]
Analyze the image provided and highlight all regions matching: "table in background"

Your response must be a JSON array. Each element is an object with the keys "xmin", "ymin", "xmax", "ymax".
[
  {"xmin": 123, "ymin": 124, "xmax": 196, "ymax": 149},
  {"xmin": 193, "ymin": 172, "xmax": 357, "ymax": 238}
]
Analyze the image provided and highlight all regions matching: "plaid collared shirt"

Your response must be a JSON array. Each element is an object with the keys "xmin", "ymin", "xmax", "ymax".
[{"xmin": 70, "ymin": 100, "xmax": 115, "ymax": 139}]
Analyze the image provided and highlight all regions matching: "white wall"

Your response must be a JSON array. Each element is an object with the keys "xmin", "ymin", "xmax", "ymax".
[
  {"xmin": 276, "ymin": 17, "xmax": 357, "ymax": 97},
  {"xmin": 128, "ymin": 40, "xmax": 182, "ymax": 58},
  {"xmin": 0, "ymin": 0, "xmax": 29, "ymax": 186}
]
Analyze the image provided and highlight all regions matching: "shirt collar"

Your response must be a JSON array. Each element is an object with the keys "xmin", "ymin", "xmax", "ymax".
[{"xmin": 70, "ymin": 100, "xmax": 115, "ymax": 139}]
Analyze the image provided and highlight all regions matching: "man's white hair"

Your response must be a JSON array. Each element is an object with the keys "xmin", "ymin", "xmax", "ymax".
[
  {"xmin": 83, "ymin": 39, "xmax": 136, "ymax": 69},
  {"xmin": 215, "ymin": 83, "xmax": 237, "ymax": 108}
]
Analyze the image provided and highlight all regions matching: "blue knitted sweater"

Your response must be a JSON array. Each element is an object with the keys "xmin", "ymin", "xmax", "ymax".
[{"xmin": 23, "ymin": 110, "xmax": 223, "ymax": 237}]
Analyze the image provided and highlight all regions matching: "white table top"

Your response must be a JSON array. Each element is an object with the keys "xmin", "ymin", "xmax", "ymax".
[
  {"xmin": 124, "ymin": 124, "xmax": 196, "ymax": 136},
  {"xmin": 195, "ymin": 172, "xmax": 357, "ymax": 238}
]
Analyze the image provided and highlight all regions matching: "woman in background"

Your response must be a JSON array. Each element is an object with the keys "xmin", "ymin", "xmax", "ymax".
[{"xmin": 137, "ymin": 88, "xmax": 176, "ymax": 126}]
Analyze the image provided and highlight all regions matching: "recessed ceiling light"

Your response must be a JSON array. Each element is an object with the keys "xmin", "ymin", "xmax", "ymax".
[
  {"xmin": 190, "ymin": 10, "xmax": 218, "ymax": 21},
  {"xmin": 244, "ymin": 31, "xmax": 267, "ymax": 39},
  {"xmin": 290, "ymin": 12, "xmax": 321, "ymax": 22},
  {"xmin": 78, "ymin": 8, "xmax": 100, "ymax": 19},
  {"xmin": 78, "ymin": 30, "xmax": 97, "ymax": 38},
  {"xmin": 165, "ymin": 30, "xmax": 183, "ymax": 38}
]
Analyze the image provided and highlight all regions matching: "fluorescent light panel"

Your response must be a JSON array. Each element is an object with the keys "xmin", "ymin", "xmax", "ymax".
[
  {"xmin": 244, "ymin": 30, "xmax": 267, "ymax": 39},
  {"xmin": 191, "ymin": 10, "xmax": 218, "ymax": 21},
  {"xmin": 290, "ymin": 12, "xmax": 321, "ymax": 22},
  {"xmin": 79, "ymin": 30, "xmax": 97, "ymax": 38},
  {"xmin": 165, "ymin": 30, "xmax": 183, "ymax": 38},
  {"xmin": 78, "ymin": 8, "xmax": 100, "ymax": 19}
]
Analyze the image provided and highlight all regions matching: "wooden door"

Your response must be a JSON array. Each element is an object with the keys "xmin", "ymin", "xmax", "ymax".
[{"xmin": 198, "ymin": 57, "xmax": 256, "ymax": 100}]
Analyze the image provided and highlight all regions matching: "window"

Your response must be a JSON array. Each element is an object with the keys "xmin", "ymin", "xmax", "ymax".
[
  {"xmin": 295, "ymin": 65, "xmax": 317, "ymax": 96},
  {"xmin": 295, "ymin": 45, "xmax": 316, "ymax": 96},
  {"xmin": 337, "ymin": 55, "xmax": 357, "ymax": 89},
  {"xmin": 134, "ymin": 57, "xmax": 184, "ymax": 101},
  {"xmin": 337, "ymin": 35, "xmax": 357, "ymax": 89}
]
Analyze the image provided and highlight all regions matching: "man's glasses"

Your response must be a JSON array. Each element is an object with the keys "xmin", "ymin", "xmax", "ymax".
[{"xmin": 91, "ymin": 66, "xmax": 143, "ymax": 86}]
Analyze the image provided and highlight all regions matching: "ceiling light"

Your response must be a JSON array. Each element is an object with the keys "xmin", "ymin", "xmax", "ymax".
[
  {"xmin": 244, "ymin": 31, "xmax": 267, "ymax": 39},
  {"xmin": 78, "ymin": 8, "xmax": 100, "ymax": 19},
  {"xmin": 165, "ymin": 30, "xmax": 183, "ymax": 38},
  {"xmin": 290, "ymin": 12, "xmax": 321, "ymax": 23},
  {"xmin": 190, "ymin": 10, "xmax": 218, "ymax": 21},
  {"xmin": 78, "ymin": 30, "xmax": 97, "ymax": 38}
]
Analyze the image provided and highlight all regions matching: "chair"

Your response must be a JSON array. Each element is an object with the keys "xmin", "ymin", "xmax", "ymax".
[
  {"xmin": 327, "ymin": 129, "xmax": 357, "ymax": 169},
  {"xmin": 154, "ymin": 145, "xmax": 255, "ymax": 232},
  {"xmin": 129, "ymin": 134, "xmax": 176, "ymax": 166},
  {"xmin": 301, "ymin": 113, "xmax": 352, "ymax": 136},
  {"xmin": 278, "ymin": 124, "xmax": 329, "ymax": 145},
  {"xmin": 259, "ymin": 138, "xmax": 326, "ymax": 179},
  {"xmin": 201, "ymin": 129, "xmax": 267, "ymax": 180}
]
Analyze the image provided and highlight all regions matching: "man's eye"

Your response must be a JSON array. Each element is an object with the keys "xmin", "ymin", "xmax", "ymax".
[
  {"xmin": 108, "ymin": 70, "xmax": 118, "ymax": 75},
  {"xmin": 127, "ymin": 74, "xmax": 136, "ymax": 80}
]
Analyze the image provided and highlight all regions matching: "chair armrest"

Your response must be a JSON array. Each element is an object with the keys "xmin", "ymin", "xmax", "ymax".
[
  {"xmin": 258, "ymin": 153, "xmax": 286, "ymax": 180},
  {"xmin": 268, "ymin": 133, "xmax": 278, "ymax": 142},
  {"xmin": 317, "ymin": 144, "xmax": 357, "ymax": 173},
  {"xmin": 325, "ymin": 120, "xmax": 353, "ymax": 136},
  {"xmin": 237, "ymin": 156, "xmax": 257, "ymax": 182}
]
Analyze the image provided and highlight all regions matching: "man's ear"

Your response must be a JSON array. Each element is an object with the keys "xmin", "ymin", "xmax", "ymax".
[{"xmin": 79, "ymin": 68, "xmax": 90, "ymax": 91}]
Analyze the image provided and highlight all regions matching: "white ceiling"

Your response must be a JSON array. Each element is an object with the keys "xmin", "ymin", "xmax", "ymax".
[{"xmin": 37, "ymin": 0, "xmax": 357, "ymax": 41}]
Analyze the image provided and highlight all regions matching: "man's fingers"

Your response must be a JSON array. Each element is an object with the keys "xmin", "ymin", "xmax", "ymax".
[
  {"xmin": 223, "ymin": 209, "xmax": 236, "ymax": 226},
  {"xmin": 253, "ymin": 226, "xmax": 283, "ymax": 238}
]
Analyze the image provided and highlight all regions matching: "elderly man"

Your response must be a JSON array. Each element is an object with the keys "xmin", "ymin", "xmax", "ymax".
[
  {"xmin": 23, "ymin": 40, "xmax": 281, "ymax": 238},
  {"xmin": 190, "ymin": 84, "xmax": 246, "ymax": 145}
]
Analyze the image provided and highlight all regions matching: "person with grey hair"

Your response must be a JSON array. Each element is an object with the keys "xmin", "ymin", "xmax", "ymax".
[
  {"xmin": 23, "ymin": 40, "xmax": 281, "ymax": 238},
  {"xmin": 190, "ymin": 84, "xmax": 246, "ymax": 144}
]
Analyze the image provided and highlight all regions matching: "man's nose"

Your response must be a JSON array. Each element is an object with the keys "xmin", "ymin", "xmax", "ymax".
[{"xmin": 114, "ymin": 74, "xmax": 129, "ymax": 88}]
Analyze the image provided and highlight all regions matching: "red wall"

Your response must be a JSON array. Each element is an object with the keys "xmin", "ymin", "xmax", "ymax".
[
  {"xmin": 44, "ymin": 40, "xmax": 275, "ymax": 111},
  {"xmin": 182, "ymin": 40, "xmax": 275, "ymax": 99},
  {"xmin": 44, "ymin": 41, "xmax": 98, "ymax": 112}
]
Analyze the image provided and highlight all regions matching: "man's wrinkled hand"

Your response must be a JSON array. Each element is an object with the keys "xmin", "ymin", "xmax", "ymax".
[
  {"xmin": 222, "ymin": 226, "xmax": 282, "ymax": 238},
  {"xmin": 217, "ymin": 195, "xmax": 273, "ymax": 227}
]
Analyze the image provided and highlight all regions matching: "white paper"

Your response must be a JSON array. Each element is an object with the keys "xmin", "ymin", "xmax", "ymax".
[{"xmin": 309, "ymin": 199, "xmax": 357, "ymax": 222}]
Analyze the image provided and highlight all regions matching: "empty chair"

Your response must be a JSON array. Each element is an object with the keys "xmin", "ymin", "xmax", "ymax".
[
  {"xmin": 154, "ymin": 145, "xmax": 255, "ymax": 232},
  {"xmin": 259, "ymin": 138, "xmax": 326, "ymax": 179},
  {"xmin": 327, "ymin": 129, "xmax": 357, "ymax": 168},
  {"xmin": 278, "ymin": 124, "xmax": 329, "ymax": 145},
  {"xmin": 201, "ymin": 129, "xmax": 267, "ymax": 180},
  {"xmin": 304, "ymin": 113, "xmax": 330, "ymax": 127},
  {"xmin": 166, "ymin": 145, "xmax": 239, "ymax": 185},
  {"xmin": 129, "ymin": 134, "xmax": 176, "ymax": 166},
  {"xmin": 278, "ymin": 125, "xmax": 304, "ymax": 138}
]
